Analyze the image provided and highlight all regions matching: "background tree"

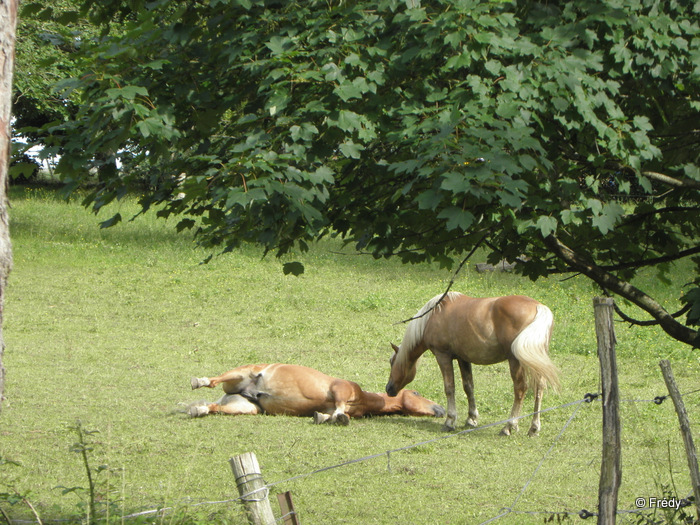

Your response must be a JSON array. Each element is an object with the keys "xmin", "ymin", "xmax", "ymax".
[
  {"xmin": 0, "ymin": 0, "xmax": 17, "ymax": 411},
  {"xmin": 29, "ymin": 0, "xmax": 700, "ymax": 346},
  {"xmin": 11, "ymin": 0, "xmax": 92, "ymax": 180}
]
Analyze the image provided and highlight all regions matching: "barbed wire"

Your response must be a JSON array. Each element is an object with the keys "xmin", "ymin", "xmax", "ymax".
[
  {"xmin": 228, "ymin": 386, "xmax": 697, "ymax": 523},
  {"xmin": 99, "ymin": 394, "xmax": 595, "ymax": 524},
  {"xmin": 622, "ymin": 386, "xmax": 700, "ymax": 405},
  {"xmin": 266, "ymin": 396, "xmax": 593, "ymax": 491},
  {"xmin": 478, "ymin": 401, "xmax": 585, "ymax": 524},
  {"xmin": 20, "ymin": 386, "xmax": 693, "ymax": 525}
]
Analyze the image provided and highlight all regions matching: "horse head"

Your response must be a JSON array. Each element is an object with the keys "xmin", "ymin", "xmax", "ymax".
[
  {"xmin": 386, "ymin": 343, "xmax": 417, "ymax": 397},
  {"xmin": 398, "ymin": 389, "xmax": 446, "ymax": 418}
]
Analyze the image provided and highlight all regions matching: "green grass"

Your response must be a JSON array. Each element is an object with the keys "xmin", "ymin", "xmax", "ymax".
[{"xmin": 1, "ymin": 186, "xmax": 699, "ymax": 524}]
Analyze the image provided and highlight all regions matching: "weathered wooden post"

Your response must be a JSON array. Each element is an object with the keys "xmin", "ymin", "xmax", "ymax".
[
  {"xmin": 659, "ymin": 359, "xmax": 700, "ymax": 521},
  {"xmin": 230, "ymin": 452, "xmax": 276, "ymax": 525},
  {"xmin": 593, "ymin": 297, "xmax": 621, "ymax": 524},
  {"xmin": 277, "ymin": 491, "xmax": 301, "ymax": 525}
]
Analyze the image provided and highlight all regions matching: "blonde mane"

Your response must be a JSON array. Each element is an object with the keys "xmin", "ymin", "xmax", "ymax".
[{"xmin": 396, "ymin": 292, "xmax": 462, "ymax": 369}]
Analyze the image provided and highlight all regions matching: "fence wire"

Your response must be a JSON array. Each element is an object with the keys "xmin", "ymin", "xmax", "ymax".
[
  {"xmin": 119, "ymin": 385, "xmax": 700, "ymax": 524},
  {"xmin": 478, "ymin": 400, "xmax": 585, "ymax": 524},
  {"xmin": 19, "ymin": 386, "xmax": 694, "ymax": 524}
]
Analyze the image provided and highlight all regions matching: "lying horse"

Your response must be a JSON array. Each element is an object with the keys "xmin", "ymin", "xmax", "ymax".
[
  {"xmin": 386, "ymin": 292, "xmax": 559, "ymax": 436},
  {"xmin": 189, "ymin": 363, "xmax": 445, "ymax": 425}
]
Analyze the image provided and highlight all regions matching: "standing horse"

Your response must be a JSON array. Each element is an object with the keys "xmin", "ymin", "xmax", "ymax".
[
  {"xmin": 189, "ymin": 363, "xmax": 445, "ymax": 425},
  {"xmin": 386, "ymin": 292, "xmax": 559, "ymax": 436}
]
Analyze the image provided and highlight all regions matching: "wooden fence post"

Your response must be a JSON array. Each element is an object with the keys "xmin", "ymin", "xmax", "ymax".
[
  {"xmin": 230, "ymin": 452, "xmax": 276, "ymax": 525},
  {"xmin": 594, "ymin": 297, "xmax": 621, "ymax": 525},
  {"xmin": 659, "ymin": 359, "xmax": 700, "ymax": 521},
  {"xmin": 277, "ymin": 491, "xmax": 301, "ymax": 525}
]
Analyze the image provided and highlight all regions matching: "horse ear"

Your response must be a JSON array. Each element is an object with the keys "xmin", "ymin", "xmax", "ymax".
[{"xmin": 391, "ymin": 343, "xmax": 399, "ymax": 354}]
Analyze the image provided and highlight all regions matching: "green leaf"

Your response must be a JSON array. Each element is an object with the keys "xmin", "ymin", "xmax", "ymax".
[
  {"xmin": 683, "ymin": 163, "xmax": 700, "ymax": 181},
  {"xmin": 105, "ymin": 85, "xmax": 148, "ymax": 100},
  {"xmin": 591, "ymin": 202, "xmax": 624, "ymax": 235},
  {"xmin": 266, "ymin": 36, "xmax": 293, "ymax": 56},
  {"xmin": 334, "ymin": 80, "xmax": 365, "ymax": 101},
  {"xmin": 290, "ymin": 123, "xmax": 319, "ymax": 142},
  {"xmin": 136, "ymin": 118, "xmax": 164, "ymax": 138},
  {"xmin": 496, "ymin": 190, "xmax": 522, "ymax": 208},
  {"xmin": 9, "ymin": 162, "xmax": 38, "ymax": 180},
  {"xmin": 416, "ymin": 189, "xmax": 441, "ymax": 210},
  {"xmin": 437, "ymin": 207, "xmax": 475, "ymax": 231},
  {"xmin": 308, "ymin": 166, "xmax": 334, "ymax": 184},
  {"xmin": 333, "ymin": 110, "xmax": 363, "ymax": 133},
  {"xmin": 681, "ymin": 287, "xmax": 700, "ymax": 326},
  {"xmin": 560, "ymin": 209, "xmax": 582, "ymax": 226},
  {"xmin": 536, "ymin": 216, "xmax": 557, "ymax": 237},
  {"xmin": 321, "ymin": 62, "xmax": 342, "ymax": 81},
  {"xmin": 440, "ymin": 172, "xmax": 469, "ymax": 194},
  {"xmin": 339, "ymin": 141, "xmax": 364, "ymax": 159}
]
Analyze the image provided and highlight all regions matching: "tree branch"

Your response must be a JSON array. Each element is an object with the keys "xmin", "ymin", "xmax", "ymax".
[
  {"xmin": 543, "ymin": 234, "xmax": 699, "ymax": 347},
  {"xmin": 599, "ymin": 245, "xmax": 700, "ymax": 273},
  {"xmin": 395, "ymin": 235, "xmax": 488, "ymax": 325},
  {"xmin": 611, "ymin": 300, "xmax": 690, "ymax": 327},
  {"xmin": 642, "ymin": 171, "xmax": 700, "ymax": 190}
]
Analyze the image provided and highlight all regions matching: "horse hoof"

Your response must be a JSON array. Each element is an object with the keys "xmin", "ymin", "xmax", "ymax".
[
  {"xmin": 442, "ymin": 423, "xmax": 455, "ymax": 432},
  {"xmin": 528, "ymin": 427, "xmax": 540, "ymax": 437},
  {"xmin": 313, "ymin": 412, "xmax": 326, "ymax": 425},
  {"xmin": 336, "ymin": 413, "xmax": 350, "ymax": 426},
  {"xmin": 191, "ymin": 377, "xmax": 210, "ymax": 390},
  {"xmin": 189, "ymin": 405, "xmax": 209, "ymax": 418},
  {"xmin": 466, "ymin": 418, "xmax": 478, "ymax": 428},
  {"xmin": 499, "ymin": 427, "xmax": 512, "ymax": 436}
]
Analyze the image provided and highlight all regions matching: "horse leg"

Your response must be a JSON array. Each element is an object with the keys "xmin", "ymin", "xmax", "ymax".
[
  {"xmin": 313, "ymin": 410, "xmax": 350, "ymax": 426},
  {"xmin": 328, "ymin": 381, "xmax": 352, "ymax": 425},
  {"xmin": 457, "ymin": 358, "xmax": 478, "ymax": 427},
  {"xmin": 433, "ymin": 352, "xmax": 458, "ymax": 431},
  {"xmin": 191, "ymin": 368, "xmax": 257, "ymax": 394},
  {"xmin": 313, "ymin": 412, "xmax": 332, "ymax": 424},
  {"xmin": 528, "ymin": 377, "xmax": 544, "ymax": 436},
  {"xmin": 218, "ymin": 394, "xmax": 261, "ymax": 415},
  {"xmin": 189, "ymin": 394, "xmax": 260, "ymax": 418},
  {"xmin": 312, "ymin": 381, "xmax": 352, "ymax": 426},
  {"xmin": 501, "ymin": 359, "xmax": 527, "ymax": 436}
]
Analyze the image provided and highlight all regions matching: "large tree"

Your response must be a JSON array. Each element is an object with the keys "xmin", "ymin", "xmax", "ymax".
[
  {"xmin": 11, "ymin": 0, "xmax": 94, "ymax": 177},
  {"xmin": 0, "ymin": 0, "xmax": 17, "ymax": 410},
  {"xmin": 36, "ymin": 0, "xmax": 700, "ymax": 346}
]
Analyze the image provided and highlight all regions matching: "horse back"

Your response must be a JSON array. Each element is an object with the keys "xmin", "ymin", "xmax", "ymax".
[{"xmin": 424, "ymin": 294, "xmax": 542, "ymax": 364}]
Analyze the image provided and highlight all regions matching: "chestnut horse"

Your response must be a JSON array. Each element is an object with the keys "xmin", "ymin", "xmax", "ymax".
[
  {"xmin": 386, "ymin": 292, "xmax": 559, "ymax": 436},
  {"xmin": 189, "ymin": 363, "xmax": 445, "ymax": 425}
]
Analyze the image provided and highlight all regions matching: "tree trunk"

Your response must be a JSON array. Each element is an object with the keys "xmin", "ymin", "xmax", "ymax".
[{"xmin": 0, "ymin": 0, "xmax": 17, "ymax": 412}]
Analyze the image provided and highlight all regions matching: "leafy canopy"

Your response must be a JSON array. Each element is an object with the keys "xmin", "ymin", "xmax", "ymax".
[{"xmin": 29, "ymin": 0, "xmax": 700, "ymax": 345}]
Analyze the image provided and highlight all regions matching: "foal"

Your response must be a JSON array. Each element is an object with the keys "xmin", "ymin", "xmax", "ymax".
[{"xmin": 190, "ymin": 363, "xmax": 445, "ymax": 425}]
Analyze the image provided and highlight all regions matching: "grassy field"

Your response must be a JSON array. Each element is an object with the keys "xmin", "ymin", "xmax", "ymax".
[{"xmin": 1, "ymin": 186, "xmax": 698, "ymax": 524}]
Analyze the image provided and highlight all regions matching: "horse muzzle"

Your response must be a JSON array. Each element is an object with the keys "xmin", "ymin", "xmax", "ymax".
[{"xmin": 386, "ymin": 382, "xmax": 398, "ymax": 397}]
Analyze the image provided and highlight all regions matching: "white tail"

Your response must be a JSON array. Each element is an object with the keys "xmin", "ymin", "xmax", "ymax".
[{"xmin": 511, "ymin": 304, "xmax": 560, "ymax": 391}]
